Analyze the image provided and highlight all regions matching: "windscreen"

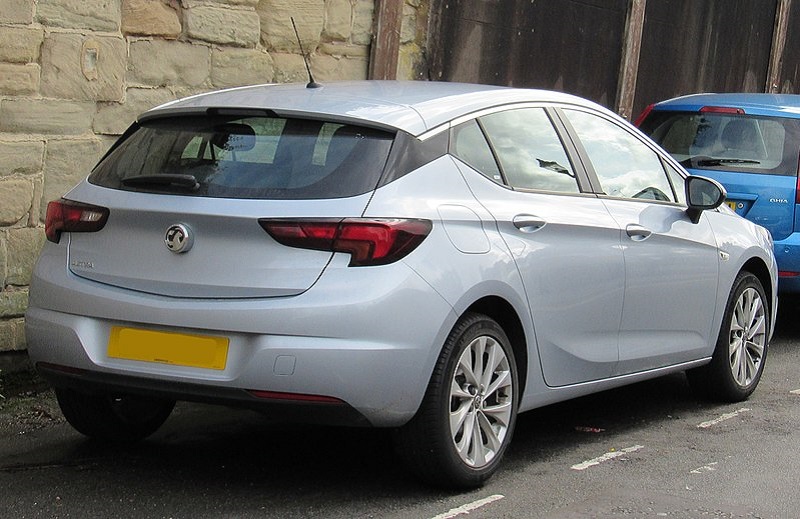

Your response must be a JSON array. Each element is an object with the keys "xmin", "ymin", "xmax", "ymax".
[
  {"xmin": 641, "ymin": 111, "xmax": 800, "ymax": 176},
  {"xmin": 89, "ymin": 115, "xmax": 395, "ymax": 199}
]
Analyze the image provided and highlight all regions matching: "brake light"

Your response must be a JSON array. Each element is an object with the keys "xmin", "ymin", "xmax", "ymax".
[
  {"xmin": 45, "ymin": 199, "xmax": 109, "ymax": 243},
  {"xmin": 633, "ymin": 103, "xmax": 654, "ymax": 127},
  {"xmin": 700, "ymin": 106, "xmax": 746, "ymax": 115},
  {"xmin": 259, "ymin": 218, "xmax": 432, "ymax": 267}
]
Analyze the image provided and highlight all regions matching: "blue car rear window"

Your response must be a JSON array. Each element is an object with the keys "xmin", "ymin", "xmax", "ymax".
[
  {"xmin": 641, "ymin": 111, "xmax": 800, "ymax": 177},
  {"xmin": 89, "ymin": 115, "xmax": 395, "ymax": 200}
]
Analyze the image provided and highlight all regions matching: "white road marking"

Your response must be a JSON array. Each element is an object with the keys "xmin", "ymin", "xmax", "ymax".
[
  {"xmin": 570, "ymin": 445, "xmax": 644, "ymax": 471},
  {"xmin": 790, "ymin": 389, "xmax": 800, "ymax": 395},
  {"xmin": 430, "ymin": 495, "xmax": 505, "ymax": 519},
  {"xmin": 697, "ymin": 408, "xmax": 750, "ymax": 429},
  {"xmin": 690, "ymin": 462, "xmax": 718, "ymax": 474}
]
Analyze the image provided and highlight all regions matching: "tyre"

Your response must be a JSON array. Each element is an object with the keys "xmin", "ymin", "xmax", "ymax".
[
  {"xmin": 394, "ymin": 312, "xmax": 518, "ymax": 488},
  {"xmin": 56, "ymin": 387, "xmax": 175, "ymax": 442},
  {"xmin": 687, "ymin": 271, "xmax": 769, "ymax": 401}
]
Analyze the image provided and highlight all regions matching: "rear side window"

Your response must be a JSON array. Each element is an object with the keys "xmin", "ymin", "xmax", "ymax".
[
  {"xmin": 89, "ymin": 115, "xmax": 395, "ymax": 199},
  {"xmin": 478, "ymin": 108, "xmax": 580, "ymax": 193},
  {"xmin": 641, "ymin": 111, "xmax": 800, "ymax": 176},
  {"xmin": 450, "ymin": 119, "xmax": 503, "ymax": 182}
]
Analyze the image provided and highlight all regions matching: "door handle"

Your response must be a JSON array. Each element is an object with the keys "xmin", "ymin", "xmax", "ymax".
[
  {"xmin": 513, "ymin": 215, "xmax": 546, "ymax": 233},
  {"xmin": 626, "ymin": 224, "xmax": 652, "ymax": 241}
]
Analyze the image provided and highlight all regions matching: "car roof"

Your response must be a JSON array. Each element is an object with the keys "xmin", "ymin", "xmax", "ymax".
[
  {"xmin": 140, "ymin": 80, "xmax": 595, "ymax": 137},
  {"xmin": 652, "ymin": 92, "xmax": 800, "ymax": 118}
]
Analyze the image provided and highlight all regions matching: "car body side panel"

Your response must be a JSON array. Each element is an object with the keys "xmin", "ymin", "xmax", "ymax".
[
  {"xmin": 703, "ymin": 209, "xmax": 779, "ymax": 340},
  {"xmin": 362, "ymin": 156, "xmax": 535, "ymax": 382}
]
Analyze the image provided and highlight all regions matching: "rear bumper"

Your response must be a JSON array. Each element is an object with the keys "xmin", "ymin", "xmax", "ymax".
[
  {"xmin": 26, "ymin": 252, "xmax": 457, "ymax": 428},
  {"xmin": 774, "ymin": 233, "xmax": 800, "ymax": 293},
  {"xmin": 36, "ymin": 361, "xmax": 372, "ymax": 427}
]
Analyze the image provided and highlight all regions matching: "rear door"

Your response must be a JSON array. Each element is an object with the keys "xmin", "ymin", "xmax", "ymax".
[{"xmin": 451, "ymin": 107, "xmax": 625, "ymax": 387}]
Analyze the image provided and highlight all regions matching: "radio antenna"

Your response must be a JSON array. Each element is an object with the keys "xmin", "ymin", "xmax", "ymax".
[{"xmin": 291, "ymin": 17, "xmax": 321, "ymax": 89}]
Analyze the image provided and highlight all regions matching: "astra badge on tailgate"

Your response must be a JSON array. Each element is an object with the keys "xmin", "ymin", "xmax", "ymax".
[{"xmin": 165, "ymin": 224, "xmax": 193, "ymax": 253}]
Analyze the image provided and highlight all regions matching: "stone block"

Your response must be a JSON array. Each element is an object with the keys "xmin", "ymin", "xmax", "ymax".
[
  {"xmin": 258, "ymin": 0, "xmax": 324, "ymax": 52},
  {"xmin": 41, "ymin": 139, "xmax": 108, "ymax": 220},
  {"xmin": 186, "ymin": 0, "xmax": 259, "ymax": 6},
  {"xmin": 0, "ymin": 64, "xmax": 39, "ymax": 96},
  {"xmin": 0, "ymin": 99, "xmax": 95, "ymax": 135},
  {"xmin": 0, "ymin": 0, "xmax": 34, "ymax": 24},
  {"xmin": 185, "ymin": 5, "xmax": 260, "ymax": 47},
  {"xmin": 0, "ymin": 318, "xmax": 26, "ymax": 352},
  {"xmin": 211, "ymin": 47, "xmax": 274, "ymax": 88},
  {"xmin": 122, "ymin": 0, "xmax": 182, "ymax": 37},
  {"xmin": 0, "ymin": 27, "xmax": 44, "ymax": 64},
  {"xmin": 318, "ymin": 43, "xmax": 369, "ymax": 58},
  {"xmin": 95, "ymin": 87, "xmax": 177, "ymax": 135},
  {"xmin": 310, "ymin": 54, "xmax": 368, "ymax": 82},
  {"xmin": 6, "ymin": 228, "xmax": 45, "ymax": 286},
  {"xmin": 0, "ymin": 177, "xmax": 34, "ymax": 226},
  {"xmin": 270, "ymin": 52, "xmax": 310, "ymax": 83},
  {"xmin": 324, "ymin": 0, "xmax": 352, "ymax": 41},
  {"xmin": 0, "ymin": 289, "xmax": 28, "ymax": 318},
  {"xmin": 129, "ymin": 39, "xmax": 210, "ymax": 87},
  {"xmin": 41, "ymin": 33, "xmax": 126, "ymax": 102},
  {"xmin": 0, "ymin": 141, "xmax": 45, "ymax": 178},
  {"xmin": 37, "ymin": 0, "xmax": 121, "ymax": 31},
  {"xmin": 352, "ymin": 0, "xmax": 374, "ymax": 45}
]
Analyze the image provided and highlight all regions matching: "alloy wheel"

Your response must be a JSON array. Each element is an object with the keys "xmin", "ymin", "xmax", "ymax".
[
  {"xmin": 449, "ymin": 335, "xmax": 514, "ymax": 468},
  {"xmin": 728, "ymin": 286, "xmax": 766, "ymax": 387}
]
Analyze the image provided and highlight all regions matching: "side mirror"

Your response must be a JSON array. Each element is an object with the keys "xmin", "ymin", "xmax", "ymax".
[{"xmin": 685, "ymin": 175, "xmax": 726, "ymax": 224}]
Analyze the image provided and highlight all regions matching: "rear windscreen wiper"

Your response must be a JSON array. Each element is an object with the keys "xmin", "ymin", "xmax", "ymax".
[
  {"xmin": 121, "ymin": 174, "xmax": 200, "ymax": 191},
  {"xmin": 680, "ymin": 157, "xmax": 761, "ymax": 167}
]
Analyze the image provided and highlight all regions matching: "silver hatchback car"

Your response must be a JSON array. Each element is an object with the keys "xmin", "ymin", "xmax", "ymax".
[{"xmin": 27, "ymin": 81, "xmax": 777, "ymax": 488}]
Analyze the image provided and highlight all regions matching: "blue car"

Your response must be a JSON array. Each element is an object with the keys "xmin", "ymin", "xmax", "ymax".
[{"xmin": 637, "ymin": 93, "xmax": 800, "ymax": 293}]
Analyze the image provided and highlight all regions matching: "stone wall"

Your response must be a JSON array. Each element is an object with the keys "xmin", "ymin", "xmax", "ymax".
[{"xmin": 0, "ymin": 0, "xmax": 428, "ymax": 352}]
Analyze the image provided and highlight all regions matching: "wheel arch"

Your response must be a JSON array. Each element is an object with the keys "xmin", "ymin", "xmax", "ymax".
[
  {"xmin": 741, "ymin": 256, "xmax": 774, "ymax": 326},
  {"xmin": 464, "ymin": 296, "xmax": 529, "ymax": 396}
]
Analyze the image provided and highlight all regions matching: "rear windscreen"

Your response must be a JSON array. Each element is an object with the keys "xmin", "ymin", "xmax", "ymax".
[
  {"xmin": 641, "ymin": 111, "xmax": 800, "ymax": 176},
  {"xmin": 89, "ymin": 115, "xmax": 395, "ymax": 199}
]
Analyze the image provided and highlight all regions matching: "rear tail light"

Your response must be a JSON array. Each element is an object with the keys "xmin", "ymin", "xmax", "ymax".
[
  {"xmin": 259, "ymin": 218, "xmax": 432, "ymax": 267},
  {"xmin": 700, "ymin": 106, "xmax": 746, "ymax": 115},
  {"xmin": 779, "ymin": 271, "xmax": 800, "ymax": 278},
  {"xmin": 45, "ymin": 199, "xmax": 109, "ymax": 243},
  {"xmin": 633, "ymin": 103, "xmax": 654, "ymax": 127}
]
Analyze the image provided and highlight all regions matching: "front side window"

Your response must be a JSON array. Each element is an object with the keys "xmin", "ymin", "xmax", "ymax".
[
  {"xmin": 640, "ymin": 111, "xmax": 800, "ymax": 176},
  {"xmin": 90, "ymin": 115, "xmax": 394, "ymax": 200},
  {"xmin": 563, "ymin": 109, "xmax": 676, "ymax": 202},
  {"xmin": 479, "ymin": 108, "xmax": 580, "ymax": 193}
]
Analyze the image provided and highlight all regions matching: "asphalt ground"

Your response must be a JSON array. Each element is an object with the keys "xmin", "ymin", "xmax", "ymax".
[{"xmin": 1, "ymin": 298, "xmax": 799, "ymax": 518}]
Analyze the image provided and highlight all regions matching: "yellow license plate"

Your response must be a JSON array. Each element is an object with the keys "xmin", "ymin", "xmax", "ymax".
[
  {"xmin": 108, "ymin": 327, "xmax": 229, "ymax": 370},
  {"xmin": 726, "ymin": 201, "xmax": 738, "ymax": 210}
]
